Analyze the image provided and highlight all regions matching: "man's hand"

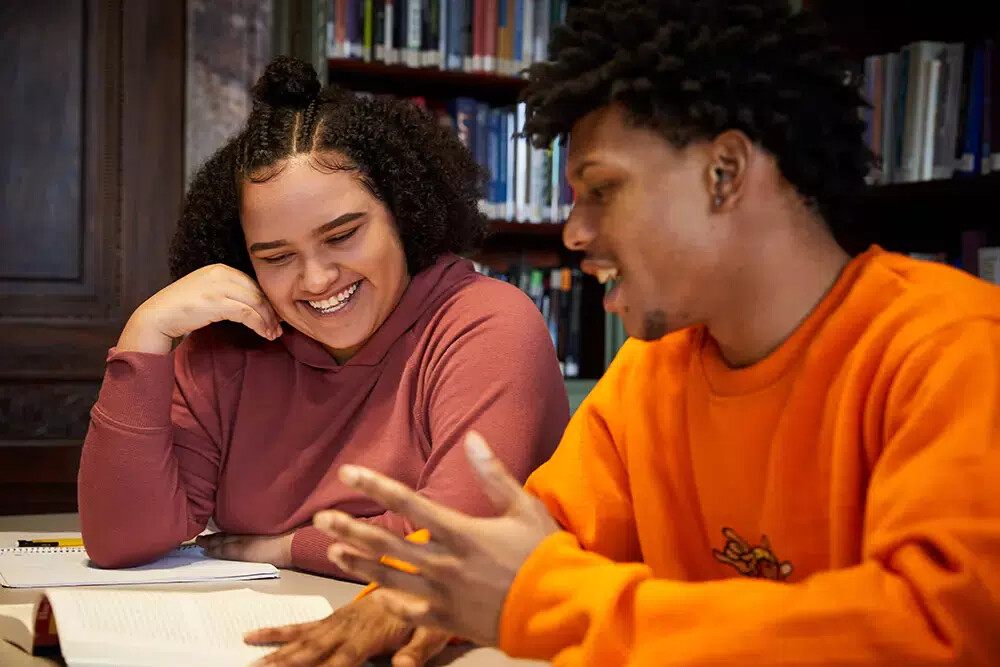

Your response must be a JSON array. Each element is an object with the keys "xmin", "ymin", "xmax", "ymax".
[
  {"xmin": 196, "ymin": 531, "xmax": 294, "ymax": 569},
  {"xmin": 245, "ymin": 589, "xmax": 450, "ymax": 667},
  {"xmin": 313, "ymin": 431, "xmax": 560, "ymax": 647}
]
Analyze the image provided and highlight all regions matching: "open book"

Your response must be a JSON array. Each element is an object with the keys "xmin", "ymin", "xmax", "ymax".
[
  {"xmin": 0, "ymin": 588, "xmax": 333, "ymax": 666},
  {"xmin": 0, "ymin": 544, "xmax": 279, "ymax": 588}
]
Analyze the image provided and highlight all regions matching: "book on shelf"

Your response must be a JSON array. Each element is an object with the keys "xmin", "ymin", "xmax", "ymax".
[
  {"xmin": 346, "ymin": 86, "xmax": 571, "ymax": 220},
  {"xmin": 472, "ymin": 263, "xmax": 587, "ymax": 377},
  {"xmin": 862, "ymin": 38, "xmax": 999, "ymax": 184},
  {"xmin": 326, "ymin": 0, "xmax": 568, "ymax": 75},
  {"xmin": 979, "ymin": 246, "xmax": 1000, "ymax": 285},
  {"xmin": 426, "ymin": 96, "xmax": 573, "ymax": 222}
]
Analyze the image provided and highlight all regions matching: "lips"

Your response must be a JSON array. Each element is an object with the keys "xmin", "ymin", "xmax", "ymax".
[{"xmin": 304, "ymin": 280, "xmax": 361, "ymax": 314}]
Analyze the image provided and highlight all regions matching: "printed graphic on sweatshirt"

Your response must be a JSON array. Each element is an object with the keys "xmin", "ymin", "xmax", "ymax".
[{"xmin": 712, "ymin": 527, "xmax": 794, "ymax": 581}]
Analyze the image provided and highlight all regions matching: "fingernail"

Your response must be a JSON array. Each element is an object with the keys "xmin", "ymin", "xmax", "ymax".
[
  {"xmin": 465, "ymin": 431, "xmax": 493, "ymax": 463},
  {"xmin": 315, "ymin": 510, "xmax": 344, "ymax": 531},
  {"xmin": 328, "ymin": 544, "xmax": 347, "ymax": 567},
  {"xmin": 339, "ymin": 465, "xmax": 362, "ymax": 485}
]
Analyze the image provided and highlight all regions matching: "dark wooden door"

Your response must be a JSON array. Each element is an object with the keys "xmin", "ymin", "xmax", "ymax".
[{"xmin": 0, "ymin": 0, "xmax": 185, "ymax": 514}]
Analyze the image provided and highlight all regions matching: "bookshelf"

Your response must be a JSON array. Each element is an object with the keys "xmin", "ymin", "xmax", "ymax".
[
  {"xmin": 328, "ymin": 58, "xmax": 526, "ymax": 103},
  {"xmin": 324, "ymin": 4, "xmax": 610, "ymax": 381},
  {"xmin": 315, "ymin": 0, "xmax": 999, "ymax": 386},
  {"xmin": 806, "ymin": 0, "xmax": 1000, "ymax": 275}
]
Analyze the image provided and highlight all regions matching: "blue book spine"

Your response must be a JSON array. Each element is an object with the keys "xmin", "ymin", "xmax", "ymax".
[
  {"xmin": 498, "ymin": 110, "xmax": 508, "ymax": 215},
  {"xmin": 346, "ymin": 0, "xmax": 358, "ymax": 58},
  {"xmin": 447, "ymin": 0, "xmax": 463, "ymax": 69},
  {"xmin": 959, "ymin": 45, "xmax": 986, "ymax": 176},
  {"xmin": 487, "ymin": 109, "xmax": 500, "ymax": 215},
  {"xmin": 514, "ymin": 0, "xmax": 523, "ymax": 68},
  {"xmin": 476, "ymin": 102, "xmax": 490, "ymax": 174}
]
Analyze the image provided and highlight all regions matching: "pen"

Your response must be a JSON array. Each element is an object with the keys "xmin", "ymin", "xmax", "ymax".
[{"xmin": 17, "ymin": 538, "xmax": 84, "ymax": 548}]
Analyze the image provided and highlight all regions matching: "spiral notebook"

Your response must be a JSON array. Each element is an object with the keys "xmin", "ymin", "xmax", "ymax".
[{"xmin": 0, "ymin": 544, "xmax": 279, "ymax": 589}]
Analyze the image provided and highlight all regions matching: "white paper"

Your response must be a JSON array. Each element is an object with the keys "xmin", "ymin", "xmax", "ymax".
[
  {"xmin": 0, "ymin": 545, "xmax": 278, "ymax": 588},
  {"xmin": 47, "ymin": 588, "xmax": 332, "ymax": 666}
]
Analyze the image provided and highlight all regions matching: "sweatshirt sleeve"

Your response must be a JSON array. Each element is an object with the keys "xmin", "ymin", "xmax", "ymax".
[
  {"xmin": 291, "ymin": 282, "xmax": 569, "ymax": 577},
  {"xmin": 498, "ymin": 321, "xmax": 1000, "ymax": 666},
  {"xmin": 522, "ymin": 343, "xmax": 642, "ymax": 562},
  {"xmin": 78, "ymin": 336, "xmax": 227, "ymax": 568}
]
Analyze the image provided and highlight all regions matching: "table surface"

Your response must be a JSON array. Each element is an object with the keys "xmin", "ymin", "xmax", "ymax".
[{"xmin": 0, "ymin": 514, "xmax": 545, "ymax": 667}]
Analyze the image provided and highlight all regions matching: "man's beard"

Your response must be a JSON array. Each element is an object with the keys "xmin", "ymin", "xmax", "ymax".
[{"xmin": 638, "ymin": 309, "xmax": 668, "ymax": 341}]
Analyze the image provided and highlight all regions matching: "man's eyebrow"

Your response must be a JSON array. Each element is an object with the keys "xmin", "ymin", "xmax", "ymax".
[
  {"xmin": 248, "ymin": 212, "xmax": 365, "ymax": 253},
  {"xmin": 572, "ymin": 160, "xmax": 599, "ymax": 179}
]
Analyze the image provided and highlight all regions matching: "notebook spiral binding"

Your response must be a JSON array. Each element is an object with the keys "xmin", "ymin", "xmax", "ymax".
[{"xmin": 0, "ymin": 544, "xmax": 201, "ymax": 554}]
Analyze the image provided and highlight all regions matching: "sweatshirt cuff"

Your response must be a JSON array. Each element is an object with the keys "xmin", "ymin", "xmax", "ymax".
[
  {"xmin": 498, "ymin": 531, "xmax": 584, "ymax": 659},
  {"xmin": 94, "ymin": 347, "xmax": 176, "ymax": 430},
  {"xmin": 291, "ymin": 526, "xmax": 355, "ymax": 579}
]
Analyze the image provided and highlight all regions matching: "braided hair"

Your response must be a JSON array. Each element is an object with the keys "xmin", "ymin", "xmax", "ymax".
[
  {"xmin": 521, "ymin": 0, "xmax": 874, "ymax": 230},
  {"xmin": 171, "ymin": 56, "xmax": 489, "ymax": 280}
]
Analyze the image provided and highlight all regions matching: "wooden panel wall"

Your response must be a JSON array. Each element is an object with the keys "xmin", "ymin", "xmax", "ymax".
[{"xmin": 0, "ymin": 0, "xmax": 185, "ymax": 514}]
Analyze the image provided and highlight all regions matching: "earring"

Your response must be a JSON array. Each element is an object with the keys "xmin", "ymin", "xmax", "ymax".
[{"xmin": 713, "ymin": 167, "xmax": 727, "ymax": 207}]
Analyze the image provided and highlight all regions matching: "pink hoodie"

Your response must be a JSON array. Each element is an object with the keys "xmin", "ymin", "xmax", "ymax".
[{"xmin": 79, "ymin": 254, "xmax": 568, "ymax": 576}]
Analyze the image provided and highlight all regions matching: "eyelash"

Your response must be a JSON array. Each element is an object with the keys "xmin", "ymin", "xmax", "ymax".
[
  {"xmin": 589, "ymin": 184, "xmax": 613, "ymax": 202},
  {"xmin": 325, "ymin": 227, "xmax": 358, "ymax": 245},
  {"xmin": 259, "ymin": 228, "xmax": 359, "ymax": 265}
]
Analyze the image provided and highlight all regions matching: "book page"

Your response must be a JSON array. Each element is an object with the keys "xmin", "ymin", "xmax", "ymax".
[
  {"xmin": 0, "ymin": 603, "xmax": 35, "ymax": 654},
  {"xmin": 46, "ymin": 588, "xmax": 333, "ymax": 665}
]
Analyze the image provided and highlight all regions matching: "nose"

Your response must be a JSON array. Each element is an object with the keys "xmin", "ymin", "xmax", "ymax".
[
  {"xmin": 299, "ymin": 256, "xmax": 339, "ymax": 295},
  {"xmin": 562, "ymin": 208, "xmax": 595, "ymax": 252}
]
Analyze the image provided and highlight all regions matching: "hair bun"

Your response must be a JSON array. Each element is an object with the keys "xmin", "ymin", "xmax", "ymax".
[{"xmin": 252, "ymin": 56, "xmax": 321, "ymax": 108}]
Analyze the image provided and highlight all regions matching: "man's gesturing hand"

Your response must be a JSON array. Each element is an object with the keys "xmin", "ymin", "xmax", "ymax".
[{"xmin": 313, "ymin": 431, "xmax": 560, "ymax": 647}]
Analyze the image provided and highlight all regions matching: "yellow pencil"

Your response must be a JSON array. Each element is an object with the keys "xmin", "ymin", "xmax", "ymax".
[{"xmin": 17, "ymin": 538, "xmax": 84, "ymax": 548}]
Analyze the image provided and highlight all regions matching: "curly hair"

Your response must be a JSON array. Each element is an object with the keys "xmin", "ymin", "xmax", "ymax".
[
  {"xmin": 521, "ymin": 0, "xmax": 874, "ymax": 229},
  {"xmin": 170, "ymin": 56, "xmax": 489, "ymax": 280}
]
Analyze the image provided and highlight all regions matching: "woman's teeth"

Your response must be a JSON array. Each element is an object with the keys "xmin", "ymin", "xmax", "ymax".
[
  {"xmin": 308, "ymin": 281, "xmax": 360, "ymax": 313},
  {"xmin": 596, "ymin": 268, "xmax": 620, "ymax": 285}
]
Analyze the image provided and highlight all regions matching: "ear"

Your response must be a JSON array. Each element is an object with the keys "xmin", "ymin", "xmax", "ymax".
[{"xmin": 705, "ymin": 129, "xmax": 753, "ymax": 213}]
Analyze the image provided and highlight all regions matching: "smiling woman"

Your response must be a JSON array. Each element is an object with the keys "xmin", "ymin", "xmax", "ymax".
[{"xmin": 76, "ymin": 56, "xmax": 568, "ymax": 665}]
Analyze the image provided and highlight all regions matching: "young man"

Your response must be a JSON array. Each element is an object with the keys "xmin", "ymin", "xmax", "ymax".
[{"xmin": 280, "ymin": 0, "xmax": 1000, "ymax": 663}]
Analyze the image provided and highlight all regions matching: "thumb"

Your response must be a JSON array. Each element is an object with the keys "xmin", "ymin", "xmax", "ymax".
[
  {"xmin": 464, "ymin": 431, "xmax": 524, "ymax": 513},
  {"xmin": 392, "ymin": 626, "xmax": 451, "ymax": 667}
]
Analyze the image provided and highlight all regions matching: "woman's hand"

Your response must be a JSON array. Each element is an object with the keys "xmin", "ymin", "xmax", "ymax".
[
  {"xmin": 196, "ymin": 532, "xmax": 294, "ymax": 569},
  {"xmin": 245, "ymin": 590, "xmax": 451, "ymax": 667},
  {"xmin": 117, "ymin": 263, "xmax": 282, "ymax": 355}
]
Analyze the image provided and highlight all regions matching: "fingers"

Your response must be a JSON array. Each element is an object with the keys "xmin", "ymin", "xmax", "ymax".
[
  {"xmin": 244, "ymin": 620, "xmax": 321, "ymax": 645},
  {"xmin": 197, "ymin": 533, "xmax": 247, "ymax": 561},
  {"xmin": 377, "ymin": 590, "xmax": 444, "ymax": 630},
  {"xmin": 248, "ymin": 616, "xmax": 346, "ymax": 666},
  {"xmin": 315, "ymin": 513, "xmax": 438, "ymax": 572},
  {"xmin": 223, "ymin": 292, "xmax": 281, "ymax": 341},
  {"xmin": 226, "ymin": 277, "xmax": 281, "ymax": 330},
  {"xmin": 319, "ymin": 642, "xmax": 367, "ymax": 667},
  {"xmin": 462, "ymin": 431, "xmax": 525, "ymax": 514},
  {"xmin": 334, "ymin": 466, "xmax": 463, "ymax": 547},
  {"xmin": 327, "ymin": 543, "xmax": 442, "ymax": 603},
  {"xmin": 391, "ymin": 626, "xmax": 452, "ymax": 667}
]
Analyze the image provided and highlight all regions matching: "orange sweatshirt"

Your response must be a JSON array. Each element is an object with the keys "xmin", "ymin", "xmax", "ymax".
[{"xmin": 499, "ymin": 246, "xmax": 1000, "ymax": 665}]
